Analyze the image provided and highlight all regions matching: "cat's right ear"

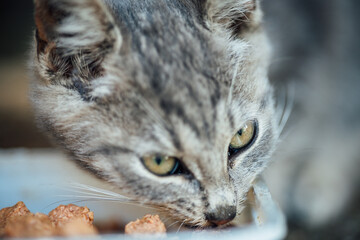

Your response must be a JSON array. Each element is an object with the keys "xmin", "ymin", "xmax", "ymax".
[
  {"xmin": 34, "ymin": 0, "xmax": 122, "ymax": 77},
  {"xmin": 204, "ymin": 0, "xmax": 261, "ymax": 37}
]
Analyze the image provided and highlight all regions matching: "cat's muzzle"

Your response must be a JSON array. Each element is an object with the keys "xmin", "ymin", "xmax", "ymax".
[{"xmin": 205, "ymin": 205, "xmax": 236, "ymax": 226}]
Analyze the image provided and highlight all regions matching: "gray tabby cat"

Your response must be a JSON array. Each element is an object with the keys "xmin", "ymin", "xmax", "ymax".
[{"xmin": 30, "ymin": 0, "xmax": 282, "ymax": 227}]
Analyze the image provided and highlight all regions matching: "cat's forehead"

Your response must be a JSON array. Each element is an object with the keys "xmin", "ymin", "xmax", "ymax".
[
  {"xmin": 90, "ymin": 0, "xmax": 273, "ymax": 153},
  {"xmin": 101, "ymin": 1, "xmax": 259, "ymax": 114},
  {"xmin": 107, "ymin": 0, "xmax": 237, "ymax": 85}
]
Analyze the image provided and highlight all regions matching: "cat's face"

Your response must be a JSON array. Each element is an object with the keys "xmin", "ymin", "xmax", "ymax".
[{"xmin": 31, "ymin": 0, "xmax": 279, "ymax": 227}]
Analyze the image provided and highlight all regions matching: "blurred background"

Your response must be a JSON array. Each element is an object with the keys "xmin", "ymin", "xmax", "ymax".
[
  {"xmin": 0, "ymin": 0, "xmax": 359, "ymax": 239},
  {"xmin": 0, "ymin": 1, "xmax": 50, "ymax": 148},
  {"xmin": 263, "ymin": 0, "xmax": 360, "ymax": 239}
]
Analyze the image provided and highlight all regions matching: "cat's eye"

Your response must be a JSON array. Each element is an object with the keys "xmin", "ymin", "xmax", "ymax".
[
  {"xmin": 142, "ymin": 155, "xmax": 180, "ymax": 176},
  {"xmin": 228, "ymin": 120, "xmax": 257, "ymax": 158}
]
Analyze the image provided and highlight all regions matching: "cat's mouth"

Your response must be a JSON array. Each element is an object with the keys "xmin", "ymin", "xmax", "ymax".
[
  {"xmin": 161, "ymin": 209, "xmax": 237, "ymax": 230},
  {"xmin": 164, "ymin": 213, "xmax": 237, "ymax": 231},
  {"xmin": 182, "ymin": 220, "xmax": 235, "ymax": 230}
]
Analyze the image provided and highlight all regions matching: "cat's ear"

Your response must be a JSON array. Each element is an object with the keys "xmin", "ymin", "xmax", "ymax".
[
  {"xmin": 204, "ymin": 0, "xmax": 261, "ymax": 36},
  {"xmin": 34, "ymin": 0, "xmax": 121, "ymax": 79}
]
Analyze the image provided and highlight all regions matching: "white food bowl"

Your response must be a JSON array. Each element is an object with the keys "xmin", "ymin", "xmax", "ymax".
[{"xmin": 0, "ymin": 149, "xmax": 286, "ymax": 239}]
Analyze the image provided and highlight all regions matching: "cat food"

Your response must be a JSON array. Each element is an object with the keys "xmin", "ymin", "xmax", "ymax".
[
  {"xmin": 1, "ymin": 202, "xmax": 167, "ymax": 237},
  {"xmin": 49, "ymin": 204, "xmax": 97, "ymax": 236},
  {"xmin": 0, "ymin": 201, "xmax": 34, "ymax": 237},
  {"xmin": 3, "ymin": 213, "xmax": 55, "ymax": 238},
  {"xmin": 0, "ymin": 202, "xmax": 97, "ymax": 238},
  {"xmin": 48, "ymin": 204, "xmax": 95, "ymax": 228},
  {"xmin": 125, "ymin": 214, "xmax": 166, "ymax": 235}
]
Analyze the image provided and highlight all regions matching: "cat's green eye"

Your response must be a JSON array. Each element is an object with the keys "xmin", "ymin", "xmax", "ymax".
[
  {"xmin": 228, "ymin": 120, "xmax": 257, "ymax": 158},
  {"xmin": 142, "ymin": 155, "xmax": 180, "ymax": 176}
]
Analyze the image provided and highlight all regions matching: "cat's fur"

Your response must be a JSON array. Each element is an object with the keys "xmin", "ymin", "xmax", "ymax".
[{"xmin": 30, "ymin": 0, "xmax": 281, "ymax": 226}]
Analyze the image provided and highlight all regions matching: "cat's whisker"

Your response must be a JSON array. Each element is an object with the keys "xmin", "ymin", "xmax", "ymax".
[
  {"xmin": 278, "ymin": 83, "xmax": 295, "ymax": 136},
  {"xmin": 176, "ymin": 219, "xmax": 187, "ymax": 233},
  {"xmin": 52, "ymin": 182, "xmax": 162, "ymax": 210},
  {"xmin": 56, "ymin": 195, "xmax": 130, "ymax": 201},
  {"xmin": 68, "ymin": 183, "xmax": 129, "ymax": 199},
  {"xmin": 278, "ymin": 125, "xmax": 296, "ymax": 142},
  {"xmin": 167, "ymin": 220, "xmax": 180, "ymax": 229},
  {"xmin": 276, "ymin": 88, "xmax": 286, "ymax": 109},
  {"xmin": 54, "ymin": 195, "xmax": 159, "ymax": 210},
  {"xmin": 44, "ymin": 198, "xmax": 98, "ymax": 210},
  {"xmin": 194, "ymin": 222, "xmax": 205, "ymax": 231},
  {"xmin": 62, "ymin": 191, "xmax": 126, "ymax": 201},
  {"xmin": 162, "ymin": 217, "xmax": 173, "ymax": 225},
  {"xmin": 275, "ymin": 87, "xmax": 286, "ymax": 129},
  {"xmin": 43, "ymin": 199, "xmax": 81, "ymax": 211},
  {"xmin": 57, "ymin": 189, "xmax": 122, "ymax": 199},
  {"xmin": 56, "ymin": 193, "xmax": 131, "ymax": 202}
]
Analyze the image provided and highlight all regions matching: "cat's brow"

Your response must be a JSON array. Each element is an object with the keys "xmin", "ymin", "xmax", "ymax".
[{"xmin": 88, "ymin": 145, "xmax": 135, "ymax": 156}]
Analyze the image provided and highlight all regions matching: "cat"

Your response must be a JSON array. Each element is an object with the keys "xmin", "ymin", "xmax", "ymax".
[{"xmin": 30, "ymin": 0, "xmax": 282, "ymax": 227}]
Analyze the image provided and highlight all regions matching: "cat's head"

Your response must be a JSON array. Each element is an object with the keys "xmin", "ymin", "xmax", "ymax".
[{"xmin": 31, "ymin": 0, "xmax": 279, "ymax": 227}]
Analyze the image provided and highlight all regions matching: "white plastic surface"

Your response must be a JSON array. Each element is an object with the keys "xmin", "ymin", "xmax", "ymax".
[{"xmin": 0, "ymin": 149, "xmax": 287, "ymax": 239}]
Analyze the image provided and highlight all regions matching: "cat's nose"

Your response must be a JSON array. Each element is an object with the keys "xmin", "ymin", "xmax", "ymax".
[{"xmin": 205, "ymin": 205, "xmax": 236, "ymax": 226}]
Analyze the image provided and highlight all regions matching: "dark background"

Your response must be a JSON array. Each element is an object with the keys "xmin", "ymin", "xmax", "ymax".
[{"xmin": 0, "ymin": 0, "xmax": 50, "ymax": 148}]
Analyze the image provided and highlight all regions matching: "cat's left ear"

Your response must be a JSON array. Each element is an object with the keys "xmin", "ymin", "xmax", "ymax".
[
  {"xmin": 204, "ymin": 0, "xmax": 261, "ymax": 36},
  {"xmin": 34, "ymin": 0, "xmax": 122, "ymax": 77}
]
